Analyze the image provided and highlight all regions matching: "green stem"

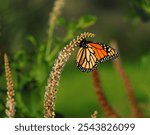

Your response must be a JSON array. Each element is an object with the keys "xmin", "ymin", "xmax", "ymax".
[{"xmin": 46, "ymin": 24, "xmax": 55, "ymax": 58}]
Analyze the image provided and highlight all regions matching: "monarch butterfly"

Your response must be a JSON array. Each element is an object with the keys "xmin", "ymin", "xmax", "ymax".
[{"xmin": 76, "ymin": 39, "xmax": 118, "ymax": 72}]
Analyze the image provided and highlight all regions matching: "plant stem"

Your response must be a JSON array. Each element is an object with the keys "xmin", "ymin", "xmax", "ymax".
[
  {"xmin": 91, "ymin": 69, "xmax": 119, "ymax": 118},
  {"xmin": 44, "ymin": 32, "xmax": 95, "ymax": 118},
  {"xmin": 46, "ymin": 0, "xmax": 65, "ymax": 58},
  {"xmin": 111, "ymin": 40, "xmax": 143, "ymax": 117}
]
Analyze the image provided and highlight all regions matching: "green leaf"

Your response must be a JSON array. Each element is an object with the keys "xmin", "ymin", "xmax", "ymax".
[
  {"xmin": 57, "ymin": 17, "xmax": 67, "ymax": 26},
  {"xmin": 77, "ymin": 15, "xmax": 97, "ymax": 29},
  {"xmin": 37, "ymin": 43, "xmax": 45, "ymax": 64},
  {"xmin": 46, "ymin": 45, "xmax": 60, "ymax": 63},
  {"xmin": 142, "ymin": 0, "xmax": 150, "ymax": 14},
  {"xmin": 26, "ymin": 35, "xmax": 37, "ymax": 46},
  {"xmin": 30, "ymin": 63, "xmax": 48, "ymax": 84}
]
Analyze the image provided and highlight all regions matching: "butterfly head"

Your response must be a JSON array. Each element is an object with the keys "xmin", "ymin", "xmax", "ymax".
[{"xmin": 79, "ymin": 39, "xmax": 88, "ymax": 48}]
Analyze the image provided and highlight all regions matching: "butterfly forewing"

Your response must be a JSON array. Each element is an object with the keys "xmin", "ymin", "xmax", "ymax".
[
  {"xmin": 76, "ymin": 47, "xmax": 98, "ymax": 72},
  {"xmin": 88, "ymin": 42, "xmax": 118, "ymax": 63}
]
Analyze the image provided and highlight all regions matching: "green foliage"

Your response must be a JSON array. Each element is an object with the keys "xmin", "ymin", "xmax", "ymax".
[
  {"xmin": 128, "ymin": 0, "xmax": 150, "ymax": 22},
  {"xmin": 1, "ymin": 0, "xmax": 149, "ymax": 118},
  {"xmin": 57, "ymin": 15, "xmax": 96, "ymax": 42},
  {"xmin": 0, "ymin": 14, "xmax": 96, "ymax": 117}
]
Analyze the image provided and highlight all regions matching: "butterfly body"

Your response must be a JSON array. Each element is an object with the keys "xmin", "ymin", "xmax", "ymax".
[{"xmin": 76, "ymin": 39, "xmax": 118, "ymax": 72}]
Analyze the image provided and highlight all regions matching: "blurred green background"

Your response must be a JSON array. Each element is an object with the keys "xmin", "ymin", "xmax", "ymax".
[{"xmin": 0, "ymin": 0, "xmax": 150, "ymax": 117}]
